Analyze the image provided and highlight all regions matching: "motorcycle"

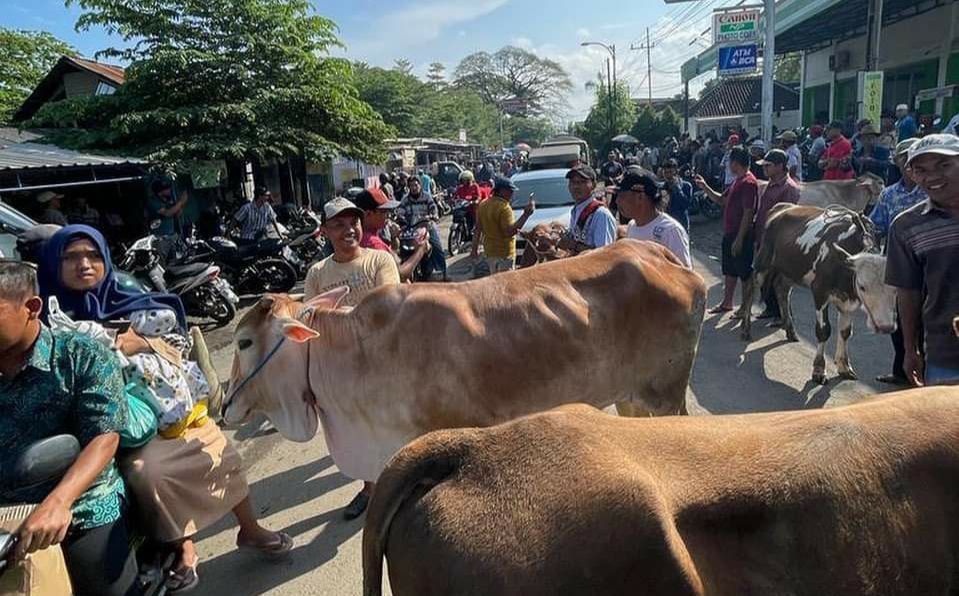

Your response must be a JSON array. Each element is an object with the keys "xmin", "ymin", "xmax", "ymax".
[
  {"xmin": 182, "ymin": 234, "xmax": 298, "ymax": 295},
  {"xmin": 281, "ymin": 209, "xmax": 330, "ymax": 276},
  {"xmin": 0, "ymin": 436, "xmax": 172, "ymax": 596},
  {"xmin": 398, "ymin": 221, "xmax": 434, "ymax": 283},
  {"xmin": 447, "ymin": 198, "xmax": 475, "ymax": 256},
  {"xmin": 117, "ymin": 234, "xmax": 240, "ymax": 325},
  {"xmin": 680, "ymin": 168, "xmax": 722, "ymax": 221}
]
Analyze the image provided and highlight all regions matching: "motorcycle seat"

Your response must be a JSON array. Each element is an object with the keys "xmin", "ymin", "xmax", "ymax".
[{"xmin": 166, "ymin": 262, "xmax": 209, "ymax": 276}]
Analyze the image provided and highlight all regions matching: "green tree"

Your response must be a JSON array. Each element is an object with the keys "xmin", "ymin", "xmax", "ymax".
[
  {"xmin": 454, "ymin": 46, "xmax": 573, "ymax": 118},
  {"xmin": 352, "ymin": 62, "xmax": 420, "ymax": 136},
  {"xmin": 630, "ymin": 105, "xmax": 658, "ymax": 145},
  {"xmin": 0, "ymin": 28, "xmax": 75, "ymax": 124},
  {"xmin": 506, "ymin": 116, "xmax": 554, "ymax": 147},
  {"xmin": 393, "ymin": 59, "xmax": 414, "ymax": 75},
  {"xmin": 426, "ymin": 62, "xmax": 447, "ymax": 88},
  {"xmin": 654, "ymin": 106, "xmax": 681, "ymax": 143},
  {"xmin": 30, "ymin": 0, "xmax": 391, "ymax": 165},
  {"xmin": 580, "ymin": 79, "xmax": 635, "ymax": 155},
  {"xmin": 775, "ymin": 53, "xmax": 801, "ymax": 83}
]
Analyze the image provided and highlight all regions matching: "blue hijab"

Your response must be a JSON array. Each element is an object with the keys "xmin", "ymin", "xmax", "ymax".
[{"xmin": 39, "ymin": 225, "xmax": 187, "ymax": 331}]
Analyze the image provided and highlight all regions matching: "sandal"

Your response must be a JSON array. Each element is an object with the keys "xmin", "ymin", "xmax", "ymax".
[
  {"xmin": 167, "ymin": 554, "xmax": 200, "ymax": 594},
  {"xmin": 238, "ymin": 531, "xmax": 294, "ymax": 560},
  {"xmin": 707, "ymin": 305, "xmax": 733, "ymax": 315}
]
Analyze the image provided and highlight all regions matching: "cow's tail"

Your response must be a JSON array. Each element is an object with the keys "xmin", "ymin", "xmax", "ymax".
[{"xmin": 362, "ymin": 433, "xmax": 467, "ymax": 596}]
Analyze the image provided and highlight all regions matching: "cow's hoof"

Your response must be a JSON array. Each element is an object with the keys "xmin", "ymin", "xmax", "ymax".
[
  {"xmin": 838, "ymin": 369, "xmax": 858, "ymax": 381},
  {"xmin": 812, "ymin": 373, "xmax": 828, "ymax": 385}
]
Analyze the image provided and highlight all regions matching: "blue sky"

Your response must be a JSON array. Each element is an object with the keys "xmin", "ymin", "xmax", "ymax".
[{"xmin": 4, "ymin": 0, "xmax": 737, "ymax": 119}]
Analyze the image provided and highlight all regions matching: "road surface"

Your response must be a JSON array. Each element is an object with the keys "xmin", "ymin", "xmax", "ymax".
[{"xmin": 194, "ymin": 215, "xmax": 899, "ymax": 595}]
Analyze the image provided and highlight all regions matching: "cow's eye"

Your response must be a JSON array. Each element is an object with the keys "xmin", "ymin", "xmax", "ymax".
[{"xmin": 238, "ymin": 339, "xmax": 253, "ymax": 350}]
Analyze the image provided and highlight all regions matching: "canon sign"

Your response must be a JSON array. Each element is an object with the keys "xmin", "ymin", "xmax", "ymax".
[{"xmin": 713, "ymin": 9, "xmax": 761, "ymax": 44}]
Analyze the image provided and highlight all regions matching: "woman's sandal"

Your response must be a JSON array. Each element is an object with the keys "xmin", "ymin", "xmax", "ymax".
[
  {"xmin": 237, "ymin": 531, "xmax": 294, "ymax": 560},
  {"xmin": 167, "ymin": 554, "xmax": 200, "ymax": 594}
]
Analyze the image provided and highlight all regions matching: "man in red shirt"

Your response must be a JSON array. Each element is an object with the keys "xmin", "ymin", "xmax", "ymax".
[
  {"xmin": 354, "ymin": 188, "xmax": 428, "ymax": 281},
  {"xmin": 754, "ymin": 149, "xmax": 801, "ymax": 322},
  {"xmin": 695, "ymin": 146, "xmax": 759, "ymax": 317},
  {"xmin": 819, "ymin": 121, "xmax": 855, "ymax": 180}
]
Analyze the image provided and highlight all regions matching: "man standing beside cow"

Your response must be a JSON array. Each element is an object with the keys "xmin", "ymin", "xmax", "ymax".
[
  {"xmin": 869, "ymin": 139, "xmax": 928, "ymax": 386},
  {"xmin": 558, "ymin": 165, "xmax": 618, "ymax": 256},
  {"xmin": 694, "ymin": 146, "xmax": 759, "ymax": 317},
  {"xmin": 886, "ymin": 134, "xmax": 959, "ymax": 386},
  {"xmin": 752, "ymin": 149, "xmax": 800, "ymax": 323},
  {"xmin": 615, "ymin": 171, "xmax": 692, "ymax": 269},
  {"xmin": 305, "ymin": 197, "xmax": 401, "ymax": 519}
]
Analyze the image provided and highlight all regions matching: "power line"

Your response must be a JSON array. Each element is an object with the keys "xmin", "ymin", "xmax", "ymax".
[{"xmin": 630, "ymin": 28, "xmax": 657, "ymax": 107}]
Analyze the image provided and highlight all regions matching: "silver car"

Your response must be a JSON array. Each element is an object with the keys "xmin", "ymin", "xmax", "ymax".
[
  {"xmin": 509, "ymin": 169, "xmax": 574, "ymax": 255},
  {"xmin": 0, "ymin": 201, "xmax": 38, "ymax": 259}
]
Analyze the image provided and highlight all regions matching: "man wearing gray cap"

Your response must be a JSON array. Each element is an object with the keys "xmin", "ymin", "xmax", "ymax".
[
  {"xmin": 870, "ymin": 138, "xmax": 928, "ymax": 386},
  {"xmin": 558, "ymin": 164, "xmax": 617, "ymax": 255},
  {"xmin": 36, "ymin": 191, "xmax": 69, "ymax": 226},
  {"xmin": 885, "ymin": 134, "xmax": 959, "ymax": 386}
]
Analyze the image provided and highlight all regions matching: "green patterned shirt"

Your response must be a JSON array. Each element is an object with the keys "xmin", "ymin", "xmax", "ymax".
[{"xmin": 0, "ymin": 326, "xmax": 128, "ymax": 531}]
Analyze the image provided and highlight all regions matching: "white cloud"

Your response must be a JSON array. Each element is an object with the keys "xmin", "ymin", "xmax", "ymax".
[
  {"xmin": 575, "ymin": 27, "xmax": 591, "ymax": 39},
  {"xmin": 512, "ymin": 36, "xmax": 533, "ymax": 49}
]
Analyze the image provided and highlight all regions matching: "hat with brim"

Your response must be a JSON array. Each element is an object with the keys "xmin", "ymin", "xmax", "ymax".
[
  {"xmin": 778, "ymin": 131, "xmax": 798, "ymax": 142},
  {"xmin": 756, "ymin": 149, "xmax": 789, "ymax": 167},
  {"xmin": 906, "ymin": 133, "xmax": 959, "ymax": 165},
  {"xmin": 895, "ymin": 138, "xmax": 920, "ymax": 157},
  {"xmin": 565, "ymin": 164, "xmax": 597, "ymax": 182},
  {"xmin": 354, "ymin": 187, "xmax": 400, "ymax": 211},
  {"xmin": 493, "ymin": 176, "xmax": 519, "ymax": 192},
  {"xmin": 322, "ymin": 197, "xmax": 365, "ymax": 223},
  {"xmin": 617, "ymin": 171, "xmax": 662, "ymax": 198},
  {"xmin": 37, "ymin": 190, "xmax": 64, "ymax": 204}
]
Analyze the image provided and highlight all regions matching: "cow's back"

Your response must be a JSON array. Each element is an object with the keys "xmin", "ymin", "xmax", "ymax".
[{"xmin": 373, "ymin": 388, "xmax": 959, "ymax": 596}]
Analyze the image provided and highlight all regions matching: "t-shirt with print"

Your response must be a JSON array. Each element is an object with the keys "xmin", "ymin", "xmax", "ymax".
[
  {"xmin": 722, "ymin": 172, "xmax": 759, "ymax": 236},
  {"xmin": 304, "ymin": 248, "xmax": 400, "ymax": 306},
  {"xmin": 626, "ymin": 212, "xmax": 692, "ymax": 268}
]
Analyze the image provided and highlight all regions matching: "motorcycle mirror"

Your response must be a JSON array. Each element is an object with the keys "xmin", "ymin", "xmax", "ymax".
[{"xmin": 2, "ymin": 435, "xmax": 80, "ymax": 500}]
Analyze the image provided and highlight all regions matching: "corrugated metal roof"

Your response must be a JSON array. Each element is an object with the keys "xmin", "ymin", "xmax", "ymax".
[
  {"xmin": 67, "ymin": 56, "xmax": 126, "ymax": 85},
  {"xmin": 0, "ymin": 128, "xmax": 42, "ymax": 145},
  {"xmin": 691, "ymin": 77, "xmax": 800, "ymax": 119},
  {"xmin": 0, "ymin": 142, "xmax": 143, "ymax": 171}
]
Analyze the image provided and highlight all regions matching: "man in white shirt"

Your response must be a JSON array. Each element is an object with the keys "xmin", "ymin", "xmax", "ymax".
[
  {"xmin": 558, "ymin": 165, "xmax": 618, "ymax": 255},
  {"xmin": 779, "ymin": 130, "xmax": 804, "ymax": 182},
  {"xmin": 615, "ymin": 171, "xmax": 692, "ymax": 268}
]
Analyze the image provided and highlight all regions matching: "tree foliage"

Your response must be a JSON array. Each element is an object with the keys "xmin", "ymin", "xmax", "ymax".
[
  {"xmin": 453, "ymin": 46, "xmax": 572, "ymax": 118},
  {"xmin": 0, "ymin": 28, "xmax": 75, "ymax": 124},
  {"xmin": 426, "ymin": 62, "xmax": 447, "ymax": 88},
  {"xmin": 629, "ymin": 105, "xmax": 680, "ymax": 147},
  {"xmin": 29, "ymin": 0, "xmax": 391, "ymax": 165},
  {"xmin": 775, "ymin": 53, "xmax": 802, "ymax": 83},
  {"xmin": 580, "ymin": 79, "xmax": 635, "ymax": 155}
]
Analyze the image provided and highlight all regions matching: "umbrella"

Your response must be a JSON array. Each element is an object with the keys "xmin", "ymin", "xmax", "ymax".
[
  {"xmin": 611, "ymin": 134, "xmax": 639, "ymax": 144},
  {"xmin": 514, "ymin": 143, "xmax": 532, "ymax": 151}
]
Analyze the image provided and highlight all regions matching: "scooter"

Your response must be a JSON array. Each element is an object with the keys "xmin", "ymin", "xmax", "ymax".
[
  {"xmin": 0, "ymin": 436, "xmax": 172, "ymax": 596},
  {"xmin": 117, "ymin": 234, "xmax": 239, "ymax": 325}
]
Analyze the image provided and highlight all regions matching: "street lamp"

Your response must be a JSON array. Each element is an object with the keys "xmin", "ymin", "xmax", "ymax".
[
  {"xmin": 582, "ymin": 41, "xmax": 618, "ymax": 145},
  {"xmin": 580, "ymin": 41, "xmax": 617, "ymax": 89}
]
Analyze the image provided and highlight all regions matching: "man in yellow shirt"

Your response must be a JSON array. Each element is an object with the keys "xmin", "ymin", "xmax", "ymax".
[
  {"xmin": 470, "ymin": 176, "xmax": 535, "ymax": 276},
  {"xmin": 304, "ymin": 197, "xmax": 400, "ymax": 520}
]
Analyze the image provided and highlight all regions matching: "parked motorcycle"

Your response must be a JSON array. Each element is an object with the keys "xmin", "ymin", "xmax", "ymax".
[
  {"xmin": 117, "ymin": 234, "xmax": 239, "ymax": 325},
  {"xmin": 281, "ymin": 208, "xmax": 329, "ymax": 276},
  {"xmin": 0, "ymin": 435, "xmax": 173, "ymax": 596},
  {"xmin": 182, "ymin": 234, "xmax": 298, "ymax": 295},
  {"xmin": 447, "ymin": 199, "xmax": 475, "ymax": 256}
]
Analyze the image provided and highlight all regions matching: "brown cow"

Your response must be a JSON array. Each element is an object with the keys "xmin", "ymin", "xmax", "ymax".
[
  {"xmin": 741, "ymin": 204, "xmax": 897, "ymax": 384},
  {"xmin": 795, "ymin": 173, "xmax": 885, "ymax": 212},
  {"xmin": 364, "ymin": 387, "xmax": 959, "ymax": 596},
  {"xmin": 517, "ymin": 222, "xmax": 570, "ymax": 268},
  {"xmin": 224, "ymin": 240, "xmax": 706, "ymax": 483}
]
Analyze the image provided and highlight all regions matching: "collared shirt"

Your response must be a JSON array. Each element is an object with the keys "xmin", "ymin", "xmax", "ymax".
[
  {"xmin": 885, "ymin": 199, "xmax": 959, "ymax": 367},
  {"xmin": 234, "ymin": 200, "xmax": 277, "ymax": 241},
  {"xmin": 823, "ymin": 136, "xmax": 854, "ymax": 180},
  {"xmin": 398, "ymin": 192, "xmax": 439, "ymax": 226},
  {"xmin": 755, "ymin": 174, "xmax": 800, "ymax": 245},
  {"xmin": 0, "ymin": 326, "xmax": 128, "ymax": 531},
  {"xmin": 897, "ymin": 115, "xmax": 918, "ymax": 141},
  {"xmin": 869, "ymin": 180, "xmax": 928, "ymax": 239},
  {"xmin": 569, "ymin": 199, "xmax": 617, "ymax": 249},
  {"xmin": 664, "ymin": 179, "xmax": 693, "ymax": 232}
]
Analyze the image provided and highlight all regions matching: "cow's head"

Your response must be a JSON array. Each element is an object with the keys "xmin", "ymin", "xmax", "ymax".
[
  {"xmin": 856, "ymin": 173, "xmax": 885, "ymax": 209},
  {"xmin": 839, "ymin": 250, "xmax": 897, "ymax": 334},
  {"xmin": 224, "ymin": 287, "xmax": 349, "ymax": 441},
  {"xmin": 521, "ymin": 222, "xmax": 569, "ymax": 262}
]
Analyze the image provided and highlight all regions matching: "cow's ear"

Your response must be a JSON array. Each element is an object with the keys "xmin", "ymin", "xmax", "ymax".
[
  {"xmin": 305, "ymin": 286, "xmax": 350, "ymax": 310},
  {"xmin": 282, "ymin": 320, "xmax": 320, "ymax": 343}
]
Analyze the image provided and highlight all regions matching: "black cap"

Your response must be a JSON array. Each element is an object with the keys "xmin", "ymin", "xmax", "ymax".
[
  {"xmin": 618, "ymin": 171, "xmax": 663, "ymax": 200},
  {"xmin": 565, "ymin": 164, "xmax": 597, "ymax": 182},
  {"xmin": 756, "ymin": 149, "xmax": 789, "ymax": 166}
]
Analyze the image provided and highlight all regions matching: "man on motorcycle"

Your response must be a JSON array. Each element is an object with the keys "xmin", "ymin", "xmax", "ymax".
[
  {"xmin": 0, "ymin": 261, "xmax": 137, "ymax": 596},
  {"xmin": 231, "ymin": 186, "xmax": 282, "ymax": 246},
  {"xmin": 453, "ymin": 170, "xmax": 484, "ymax": 232},
  {"xmin": 354, "ymin": 188, "xmax": 428, "ymax": 282},
  {"xmin": 398, "ymin": 177, "xmax": 448, "ymax": 282}
]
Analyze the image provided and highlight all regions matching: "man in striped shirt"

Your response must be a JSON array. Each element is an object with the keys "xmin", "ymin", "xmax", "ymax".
[{"xmin": 232, "ymin": 186, "xmax": 280, "ymax": 245}]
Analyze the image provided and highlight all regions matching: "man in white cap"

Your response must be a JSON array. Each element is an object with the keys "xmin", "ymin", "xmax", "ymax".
[
  {"xmin": 779, "ymin": 130, "xmax": 803, "ymax": 182},
  {"xmin": 304, "ymin": 196, "xmax": 400, "ymax": 519},
  {"xmin": 36, "ymin": 191, "xmax": 68, "ymax": 226},
  {"xmin": 895, "ymin": 104, "xmax": 917, "ymax": 141},
  {"xmin": 885, "ymin": 134, "xmax": 959, "ymax": 386}
]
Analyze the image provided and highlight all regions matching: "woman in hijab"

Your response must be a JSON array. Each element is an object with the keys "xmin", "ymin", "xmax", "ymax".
[{"xmin": 40, "ymin": 225, "xmax": 291, "ymax": 593}]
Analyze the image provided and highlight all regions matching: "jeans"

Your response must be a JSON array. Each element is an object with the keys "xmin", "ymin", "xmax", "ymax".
[
  {"xmin": 926, "ymin": 364, "xmax": 959, "ymax": 386},
  {"xmin": 428, "ymin": 224, "xmax": 447, "ymax": 275}
]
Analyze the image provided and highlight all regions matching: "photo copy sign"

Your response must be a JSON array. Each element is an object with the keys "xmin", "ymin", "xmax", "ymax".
[
  {"xmin": 718, "ymin": 44, "xmax": 758, "ymax": 77},
  {"xmin": 713, "ymin": 9, "xmax": 760, "ymax": 44}
]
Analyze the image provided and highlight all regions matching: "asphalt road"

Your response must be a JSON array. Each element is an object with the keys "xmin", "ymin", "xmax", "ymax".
[{"xmin": 194, "ymin": 214, "xmax": 899, "ymax": 595}]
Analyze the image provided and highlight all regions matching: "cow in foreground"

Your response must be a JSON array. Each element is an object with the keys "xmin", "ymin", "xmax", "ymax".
[
  {"xmin": 225, "ymin": 240, "xmax": 706, "ymax": 482},
  {"xmin": 364, "ymin": 387, "xmax": 959, "ymax": 596},
  {"xmin": 796, "ymin": 172, "xmax": 885, "ymax": 212},
  {"xmin": 741, "ymin": 204, "xmax": 896, "ymax": 384}
]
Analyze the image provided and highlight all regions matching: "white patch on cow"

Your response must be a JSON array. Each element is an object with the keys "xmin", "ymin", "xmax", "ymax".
[
  {"xmin": 816, "ymin": 308, "xmax": 827, "ymax": 328},
  {"xmin": 801, "ymin": 270, "xmax": 816, "ymax": 286},
  {"xmin": 838, "ymin": 224, "xmax": 858, "ymax": 243},
  {"xmin": 796, "ymin": 216, "xmax": 827, "ymax": 254}
]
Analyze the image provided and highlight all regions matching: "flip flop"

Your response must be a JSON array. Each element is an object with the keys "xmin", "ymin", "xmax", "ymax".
[
  {"xmin": 707, "ymin": 305, "xmax": 733, "ymax": 315},
  {"xmin": 238, "ymin": 531, "xmax": 294, "ymax": 560},
  {"xmin": 167, "ymin": 555, "xmax": 200, "ymax": 594}
]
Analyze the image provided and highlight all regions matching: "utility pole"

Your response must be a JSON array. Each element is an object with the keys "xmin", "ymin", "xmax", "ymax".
[
  {"xmin": 865, "ymin": 0, "xmax": 883, "ymax": 71},
  {"xmin": 607, "ymin": 58, "xmax": 615, "ymax": 141},
  {"xmin": 631, "ymin": 28, "xmax": 656, "ymax": 107},
  {"xmin": 761, "ymin": 0, "xmax": 775, "ymax": 146}
]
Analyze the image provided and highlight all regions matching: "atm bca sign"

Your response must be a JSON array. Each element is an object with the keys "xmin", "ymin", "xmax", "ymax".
[{"xmin": 713, "ymin": 9, "xmax": 760, "ymax": 44}]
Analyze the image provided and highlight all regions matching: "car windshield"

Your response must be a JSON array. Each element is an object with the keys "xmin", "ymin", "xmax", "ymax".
[
  {"xmin": 510, "ymin": 176, "xmax": 573, "ymax": 208},
  {"xmin": 0, "ymin": 201, "xmax": 38, "ymax": 232}
]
